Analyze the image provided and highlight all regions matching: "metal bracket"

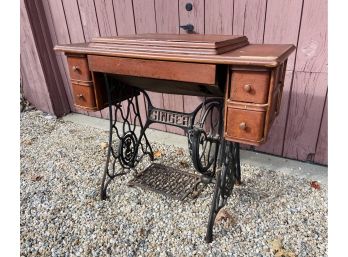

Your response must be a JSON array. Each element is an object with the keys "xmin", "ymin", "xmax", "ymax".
[{"xmin": 180, "ymin": 24, "xmax": 194, "ymax": 33}]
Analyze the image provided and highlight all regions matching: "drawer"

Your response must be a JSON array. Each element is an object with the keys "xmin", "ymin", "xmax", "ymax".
[
  {"xmin": 229, "ymin": 70, "xmax": 270, "ymax": 103},
  {"xmin": 67, "ymin": 55, "xmax": 92, "ymax": 81},
  {"xmin": 224, "ymin": 107, "xmax": 266, "ymax": 144},
  {"xmin": 88, "ymin": 55, "xmax": 217, "ymax": 85},
  {"xmin": 71, "ymin": 82, "xmax": 97, "ymax": 110}
]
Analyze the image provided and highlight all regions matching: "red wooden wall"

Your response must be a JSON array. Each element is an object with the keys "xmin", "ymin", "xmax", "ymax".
[{"xmin": 20, "ymin": 0, "xmax": 328, "ymax": 165}]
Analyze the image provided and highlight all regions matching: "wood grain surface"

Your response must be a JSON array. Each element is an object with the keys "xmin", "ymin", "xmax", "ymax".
[
  {"xmin": 45, "ymin": 0, "xmax": 74, "ymax": 111},
  {"xmin": 283, "ymin": 72, "xmax": 327, "ymax": 161},
  {"xmin": 60, "ymin": 0, "xmax": 90, "ymax": 117},
  {"xmin": 21, "ymin": 0, "xmax": 53, "ymax": 113},
  {"xmin": 233, "ymin": 0, "xmax": 267, "ymax": 43},
  {"xmin": 94, "ymin": 0, "xmax": 117, "ymax": 37},
  {"xmin": 263, "ymin": 0, "xmax": 303, "ymax": 71},
  {"xmin": 295, "ymin": 0, "xmax": 327, "ymax": 73},
  {"xmin": 180, "ymin": 0, "xmax": 205, "ymax": 114},
  {"xmin": 76, "ymin": 0, "xmax": 102, "ymax": 118},
  {"xmin": 133, "ymin": 0, "xmax": 166, "ymax": 132},
  {"xmin": 113, "ymin": 0, "xmax": 135, "ymax": 35},
  {"xmin": 23, "ymin": 0, "xmax": 70, "ymax": 116},
  {"xmin": 314, "ymin": 94, "xmax": 327, "ymax": 164},
  {"xmin": 205, "ymin": 0, "xmax": 233, "ymax": 34},
  {"xmin": 133, "ymin": 0, "xmax": 156, "ymax": 34},
  {"xmin": 155, "ymin": 0, "xmax": 184, "ymax": 135},
  {"xmin": 255, "ymin": 71, "xmax": 293, "ymax": 155},
  {"xmin": 88, "ymin": 55, "xmax": 217, "ymax": 84},
  {"xmin": 93, "ymin": 0, "xmax": 118, "ymax": 119}
]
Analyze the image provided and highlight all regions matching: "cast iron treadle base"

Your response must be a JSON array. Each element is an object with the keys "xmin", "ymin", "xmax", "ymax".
[{"xmin": 128, "ymin": 163, "xmax": 201, "ymax": 201}]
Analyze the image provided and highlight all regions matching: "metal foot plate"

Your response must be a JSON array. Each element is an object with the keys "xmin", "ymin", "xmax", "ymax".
[{"xmin": 128, "ymin": 163, "xmax": 201, "ymax": 201}]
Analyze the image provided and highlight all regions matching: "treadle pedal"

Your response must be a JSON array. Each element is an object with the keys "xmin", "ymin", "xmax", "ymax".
[{"xmin": 128, "ymin": 163, "xmax": 202, "ymax": 201}]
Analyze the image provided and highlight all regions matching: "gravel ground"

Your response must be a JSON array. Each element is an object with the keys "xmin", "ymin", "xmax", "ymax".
[{"xmin": 20, "ymin": 110, "xmax": 328, "ymax": 257}]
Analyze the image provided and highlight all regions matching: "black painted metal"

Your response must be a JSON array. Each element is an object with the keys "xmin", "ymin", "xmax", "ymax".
[
  {"xmin": 128, "ymin": 163, "xmax": 201, "ymax": 201},
  {"xmin": 185, "ymin": 3, "xmax": 193, "ymax": 11},
  {"xmin": 189, "ymin": 99, "xmax": 223, "ymax": 178},
  {"xmin": 205, "ymin": 141, "xmax": 238, "ymax": 243},
  {"xmin": 233, "ymin": 142, "xmax": 241, "ymax": 184},
  {"xmin": 99, "ymin": 74, "xmax": 241, "ymax": 242},
  {"xmin": 100, "ymin": 75, "xmax": 154, "ymax": 200},
  {"xmin": 179, "ymin": 24, "xmax": 194, "ymax": 33}
]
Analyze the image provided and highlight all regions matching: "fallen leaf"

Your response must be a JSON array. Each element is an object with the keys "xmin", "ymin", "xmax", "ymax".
[
  {"xmin": 215, "ymin": 209, "xmax": 235, "ymax": 225},
  {"xmin": 153, "ymin": 150, "xmax": 162, "ymax": 158},
  {"xmin": 269, "ymin": 238, "xmax": 297, "ymax": 257},
  {"xmin": 176, "ymin": 148, "xmax": 184, "ymax": 155},
  {"xmin": 275, "ymin": 249, "xmax": 296, "ymax": 257},
  {"xmin": 100, "ymin": 142, "xmax": 108, "ymax": 150},
  {"xmin": 139, "ymin": 227, "xmax": 145, "ymax": 237},
  {"xmin": 180, "ymin": 160, "xmax": 190, "ymax": 168},
  {"xmin": 31, "ymin": 175, "xmax": 43, "ymax": 182},
  {"xmin": 269, "ymin": 239, "xmax": 283, "ymax": 254},
  {"xmin": 191, "ymin": 190, "xmax": 200, "ymax": 199},
  {"xmin": 310, "ymin": 181, "xmax": 320, "ymax": 190},
  {"xmin": 22, "ymin": 139, "xmax": 32, "ymax": 146}
]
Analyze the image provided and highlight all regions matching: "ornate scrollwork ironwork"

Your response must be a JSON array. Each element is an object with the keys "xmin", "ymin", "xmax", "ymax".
[
  {"xmin": 100, "ymin": 75, "xmax": 154, "ymax": 200},
  {"xmin": 205, "ymin": 141, "xmax": 239, "ymax": 243},
  {"xmin": 99, "ymin": 74, "xmax": 242, "ymax": 243},
  {"xmin": 188, "ymin": 98, "xmax": 223, "ymax": 178}
]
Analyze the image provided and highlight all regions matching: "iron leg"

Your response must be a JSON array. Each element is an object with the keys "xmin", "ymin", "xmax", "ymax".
[
  {"xmin": 233, "ymin": 142, "xmax": 241, "ymax": 185},
  {"xmin": 205, "ymin": 169, "xmax": 223, "ymax": 243},
  {"xmin": 205, "ymin": 141, "xmax": 237, "ymax": 243}
]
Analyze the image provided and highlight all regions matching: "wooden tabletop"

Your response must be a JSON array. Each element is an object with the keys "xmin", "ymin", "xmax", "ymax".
[{"xmin": 54, "ymin": 34, "xmax": 295, "ymax": 67}]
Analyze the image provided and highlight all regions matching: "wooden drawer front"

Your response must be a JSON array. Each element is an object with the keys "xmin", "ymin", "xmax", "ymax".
[
  {"xmin": 71, "ymin": 82, "xmax": 97, "ymax": 110},
  {"xmin": 229, "ymin": 70, "xmax": 270, "ymax": 103},
  {"xmin": 67, "ymin": 55, "xmax": 92, "ymax": 81},
  {"xmin": 88, "ymin": 55, "xmax": 217, "ymax": 85},
  {"xmin": 225, "ymin": 107, "xmax": 265, "ymax": 144}
]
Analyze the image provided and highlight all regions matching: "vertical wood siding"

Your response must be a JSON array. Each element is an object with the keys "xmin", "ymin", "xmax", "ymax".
[
  {"xmin": 21, "ymin": 0, "xmax": 328, "ymax": 165},
  {"xmin": 21, "ymin": 0, "xmax": 53, "ymax": 114}
]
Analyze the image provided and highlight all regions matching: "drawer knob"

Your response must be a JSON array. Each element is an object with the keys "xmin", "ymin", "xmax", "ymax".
[
  {"xmin": 72, "ymin": 65, "xmax": 79, "ymax": 72},
  {"xmin": 243, "ymin": 84, "xmax": 252, "ymax": 92},
  {"xmin": 77, "ymin": 94, "xmax": 84, "ymax": 99},
  {"xmin": 239, "ymin": 122, "xmax": 247, "ymax": 130}
]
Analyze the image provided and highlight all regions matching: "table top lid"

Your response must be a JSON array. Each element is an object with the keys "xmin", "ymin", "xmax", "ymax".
[
  {"xmin": 89, "ymin": 34, "xmax": 249, "ymax": 55},
  {"xmin": 55, "ymin": 34, "xmax": 296, "ymax": 67}
]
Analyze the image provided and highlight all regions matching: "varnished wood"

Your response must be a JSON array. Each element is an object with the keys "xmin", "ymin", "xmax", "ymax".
[
  {"xmin": 224, "ymin": 107, "xmax": 266, "ymax": 145},
  {"xmin": 55, "ymin": 34, "xmax": 295, "ymax": 145},
  {"xmin": 261, "ymin": 68, "xmax": 278, "ymax": 139},
  {"xmin": 67, "ymin": 55, "xmax": 92, "ymax": 81},
  {"xmin": 223, "ymin": 59, "xmax": 288, "ymax": 145},
  {"xmin": 229, "ymin": 69, "xmax": 271, "ymax": 104},
  {"xmin": 90, "ymin": 34, "xmax": 249, "ymax": 55},
  {"xmin": 87, "ymin": 55, "xmax": 218, "ymax": 85},
  {"xmin": 91, "ymin": 34, "xmax": 248, "ymax": 49},
  {"xmin": 132, "ymin": 0, "xmax": 166, "ymax": 132},
  {"xmin": 55, "ymin": 43, "xmax": 295, "ymax": 67},
  {"xmin": 71, "ymin": 82, "xmax": 97, "ymax": 110}
]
